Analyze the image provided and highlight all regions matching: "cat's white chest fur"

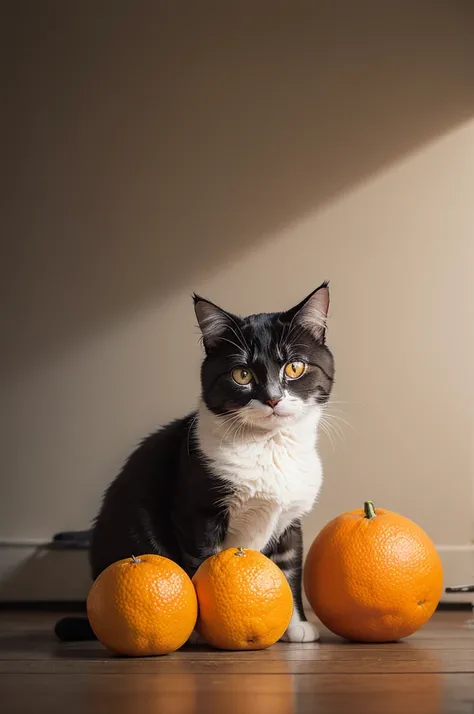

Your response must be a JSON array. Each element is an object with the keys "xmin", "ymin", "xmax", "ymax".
[{"xmin": 197, "ymin": 405, "xmax": 323, "ymax": 552}]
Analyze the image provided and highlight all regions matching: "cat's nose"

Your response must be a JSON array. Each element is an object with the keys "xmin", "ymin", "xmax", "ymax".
[{"xmin": 266, "ymin": 398, "xmax": 281, "ymax": 409}]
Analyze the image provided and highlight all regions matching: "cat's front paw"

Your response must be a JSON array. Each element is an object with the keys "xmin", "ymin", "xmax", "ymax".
[{"xmin": 280, "ymin": 621, "xmax": 320, "ymax": 643}]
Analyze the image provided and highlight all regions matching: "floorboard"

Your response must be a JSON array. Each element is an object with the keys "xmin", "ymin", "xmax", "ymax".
[{"xmin": 1, "ymin": 611, "xmax": 473, "ymax": 713}]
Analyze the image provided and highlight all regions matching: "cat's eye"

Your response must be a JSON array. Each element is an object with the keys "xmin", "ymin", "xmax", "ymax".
[
  {"xmin": 284, "ymin": 361, "xmax": 306, "ymax": 380},
  {"xmin": 232, "ymin": 367, "xmax": 254, "ymax": 385}
]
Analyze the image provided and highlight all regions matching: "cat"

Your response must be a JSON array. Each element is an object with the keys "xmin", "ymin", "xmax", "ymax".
[{"xmin": 55, "ymin": 282, "xmax": 334, "ymax": 644}]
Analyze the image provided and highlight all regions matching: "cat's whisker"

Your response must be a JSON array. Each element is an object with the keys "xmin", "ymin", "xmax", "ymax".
[
  {"xmin": 322, "ymin": 417, "xmax": 345, "ymax": 442},
  {"xmin": 225, "ymin": 419, "xmax": 241, "ymax": 449},
  {"xmin": 282, "ymin": 311, "xmax": 300, "ymax": 348},
  {"xmin": 213, "ymin": 412, "xmax": 241, "ymax": 427},
  {"xmin": 235, "ymin": 419, "xmax": 251, "ymax": 446},
  {"xmin": 226, "ymin": 324, "xmax": 249, "ymax": 354},
  {"xmin": 320, "ymin": 408, "xmax": 347, "ymax": 440},
  {"xmin": 323, "ymin": 420, "xmax": 343, "ymax": 447},
  {"xmin": 217, "ymin": 415, "xmax": 243, "ymax": 446},
  {"xmin": 219, "ymin": 336, "xmax": 247, "ymax": 354},
  {"xmin": 322, "ymin": 410, "xmax": 356, "ymax": 432},
  {"xmin": 219, "ymin": 424, "xmax": 237, "ymax": 450},
  {"xmin": 218, "ymin": 411, "xmax": 250, "ymax": 449},
  {"xmin": 319, "ymin": 419, "xmax": 336, "ymax": 452},
  {"xmin": 214, "ymin": 413, "xmax": 239, "ymax": 424},
  {"xmin": 323, "ymin": 404, "xmax": 354, "ymax": 417},
  {"xmin": 288, "ymin": 342, "xmax": 311, "ymax": 351},
  {"xmin": 324, "ymin": 426, "xmax": 338, "ymax": 453},
  {"xmin": 226, "ymin": 314, "xmax": 251, "ymax": 354},
  {"xmin": 241, "ymin": 415, "xmax": 258, "ymax": 443},
  {"xmin": 217, "ymin": 419, "xmax": 242, "ymax": 439},
  {"xmin": 277, "ymin": 320, "xmax": 292, "ymax": 355},
  {"xmin": 231, "ymin": 424, "xmax": 242, "ymax": 448},
  {"xmin": 320, "ymin": 411, "xmax": 346, "ymax": 437},
  {"xmin": 215, "ymin": 419, "xmax": 239, "ymax": 438},
  {"xmin": 324, "ymin": 413, "xmax": 355, "ymax": 433},
  {"xmin": 326, "ymin": 400, "xmax": 356, "ymax": 405},
  {"xmin": 285, "ymin": 323, "xmax": 305, "ymax": 345}
]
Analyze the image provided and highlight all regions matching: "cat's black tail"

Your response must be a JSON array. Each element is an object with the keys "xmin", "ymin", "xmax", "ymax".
[{"xmin": 54, "ymin": 616, "xmax": 96, "ymax": 642}]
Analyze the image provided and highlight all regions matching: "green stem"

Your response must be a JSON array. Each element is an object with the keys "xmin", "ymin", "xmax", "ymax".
[{"xmin": 364, "ymin": 501, "xmax": 376, "ymax": 519}]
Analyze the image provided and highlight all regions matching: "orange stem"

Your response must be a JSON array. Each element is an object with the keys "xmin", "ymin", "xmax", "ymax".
[{"xmin": 364, "ymin": 501, "xmax": 376, "ymax": 519}]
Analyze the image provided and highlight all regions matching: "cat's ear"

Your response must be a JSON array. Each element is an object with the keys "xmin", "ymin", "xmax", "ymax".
[
  {"xmin": 193, "ymin": 295, "xmax": 235, "ymax": 351},
  {"xmin": 282, "ymin": 282, "xmax": 330, "ymax": 342}
]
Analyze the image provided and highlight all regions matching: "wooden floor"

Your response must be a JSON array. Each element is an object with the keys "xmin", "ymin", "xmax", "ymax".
[{"xmin": 1, "ymin": 611, "xmax": 474, "ymax": 713}]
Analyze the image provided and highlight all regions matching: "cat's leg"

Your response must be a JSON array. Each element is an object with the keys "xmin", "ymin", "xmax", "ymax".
[
  {"xmin": 269, "ymin": 522, "xmax": 320, "ymax": 643},
  {"xmin": 186, "ymin": 630, "xmax": 207, "ymax": 645},
  {"xmin": 174, "ymin": 517, "xmax": 224, "ymax": 647}
]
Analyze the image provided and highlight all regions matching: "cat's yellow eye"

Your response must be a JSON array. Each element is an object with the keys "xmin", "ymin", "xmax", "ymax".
[
  {"xmin": 232, "ymin": 367, "xmax": 254, "ymax": 386},
  {"xmin": 284, "ymin": 361, "xmax": 306, "ymax": 380}
]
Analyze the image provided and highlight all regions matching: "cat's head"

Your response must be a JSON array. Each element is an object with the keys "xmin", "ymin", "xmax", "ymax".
[{"xmin": 194, "ymin": 283, "xmax": 334, "ymax": 431}]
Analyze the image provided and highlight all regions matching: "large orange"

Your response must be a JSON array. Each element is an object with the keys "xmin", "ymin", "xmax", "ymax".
[
  {"xmin": 87, "ymin": 554, "xmax": 197, "ymax": 656},
  {"xmin": 304, "ymin": 501, "xmax": 443, "ymax": 642},
  {"xmin": 193, "ymin": 547, "xmax": 293, "ymax": 650}
]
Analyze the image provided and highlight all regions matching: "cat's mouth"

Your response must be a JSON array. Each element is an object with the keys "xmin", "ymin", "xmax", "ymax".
[
  {"xmin": 250, "ymin": 409, "xmax": 297, "ymax": 425},
  {"xmin": 229, "ymin": 399, "xmax": 303, "ymax": 428},
  {"xmin": 250, "ymin": 401, "xmax": 300, "ymax": 420},
  {"xmin": 264, "ymin": 410, "xmax": 292, "ymax": 419}
]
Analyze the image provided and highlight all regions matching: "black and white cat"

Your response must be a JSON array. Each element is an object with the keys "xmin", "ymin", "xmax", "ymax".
[{"xmin": 56, "ymin": 283, "xmax": 334, "ymax": 644}]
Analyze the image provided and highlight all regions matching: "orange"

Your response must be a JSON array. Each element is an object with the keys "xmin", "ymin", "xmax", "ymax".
[
  {"xmin": 87, "ymin": 554, "xmax": 197, "ymax": 656},
  {"xmin": 304, "ymin": 501, "xmax": 443, "ymax": 642},
  {"xmin": 192, "ymin": 547, "xmax": 293, "ymax": 650}
]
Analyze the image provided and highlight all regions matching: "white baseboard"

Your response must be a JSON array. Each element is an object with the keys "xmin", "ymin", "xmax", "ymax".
[
  {"xmin": 0, "ymin": 542, "xmax": 472, "ymax": 604},
  {"xmin": 436, "ymin": 545, "xmax": 474, "ymax": 605},
  {"xmin": 0, "ymin": 544, "xmax": 91, "ymax": 601}
]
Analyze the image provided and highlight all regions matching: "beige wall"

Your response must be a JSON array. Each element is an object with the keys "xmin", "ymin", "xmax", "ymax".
[{"xmin": 2, "ymin": 1, "xmax": 474, "ymax": 599}]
